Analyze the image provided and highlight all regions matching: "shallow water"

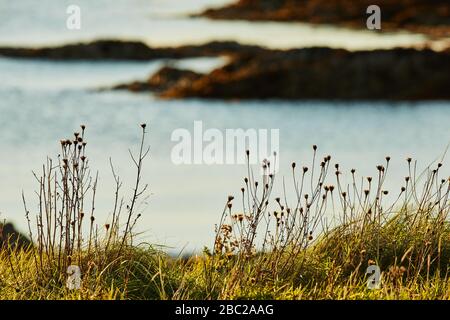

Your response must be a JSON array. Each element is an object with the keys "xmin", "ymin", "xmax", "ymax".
[
  {"xmin": 0, "ymin": 0, "xmax": 449, "ymax": 253},
  {"xmin": 1, "ymin": 56, "xmax": 449, "ymax": 252},
  {"xmin": 0, "ymin": 0, "xmax": 431, "ymax": 50}
]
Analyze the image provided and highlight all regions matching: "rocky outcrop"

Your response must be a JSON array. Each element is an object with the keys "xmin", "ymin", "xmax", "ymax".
[
  {"xmin": 0, "ymin": 223, "xmax": 32, "ymax": 250},
  {"xmin": 0, "ymin": 40, "xmax": 264, "ymax": 61},
  {"xmin": 199, "ymin": 0, "xmax": 450, "ymax": 38},
  {"xmin": 112, "ymin": 66, "xmax": 203, "ymax": 93},
  {"xmin": 157, "ymin": 47, "xmax": 450, "ymax": 100},
  {"xmin": 2, "ymin": 39, "xmax": 448, "ymax": 101}
]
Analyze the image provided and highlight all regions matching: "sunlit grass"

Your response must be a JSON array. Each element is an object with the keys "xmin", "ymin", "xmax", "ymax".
[{"xmin": 0, "ymin": 126, "xmax": 448, "ymax": 300}]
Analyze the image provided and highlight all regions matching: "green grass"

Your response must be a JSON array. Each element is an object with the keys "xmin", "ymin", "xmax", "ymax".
[
  {"xmin": 1, "ymin": 213, "xmax": 450, "ymax": 300},
  {"xmin": 0, "ymin": 125, "xmax": 448, "ymax": 300}
]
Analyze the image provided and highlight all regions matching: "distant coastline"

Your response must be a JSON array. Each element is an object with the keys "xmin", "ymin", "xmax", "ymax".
[
  {"xmin": 1, "ymin": 40, "xmax": 449, "ymax": 101},
  {"xmin": 197, "ymin": 0, "xmax": 450, "ymax": 39}
]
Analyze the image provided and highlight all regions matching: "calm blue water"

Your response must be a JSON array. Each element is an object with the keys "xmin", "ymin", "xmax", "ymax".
[{"xmin": 0, "ymin": 0, "xmax": 449, "ymax": 252}]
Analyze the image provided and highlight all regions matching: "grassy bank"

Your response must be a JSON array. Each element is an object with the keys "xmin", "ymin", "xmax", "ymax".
[{"xmin": 0, "ymin": 126, "xmax": 448, "ymax": 300}]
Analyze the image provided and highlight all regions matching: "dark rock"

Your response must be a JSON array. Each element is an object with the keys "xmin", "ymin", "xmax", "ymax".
[
  {"xmin": 0, "ymin": 223, "xmax": 32, "ymax": 250},
  {"xmin": 112, "ymin": 66, "xmax": 203, "ymax": 93},
  {"xmin": 159, "ymin": 47, "xmax": 450, "ymax": 100},
  {"xmin": 199, "ymin": 0, "xmax": 450, "ymax": 38},
  {"xmin": 0, "ymin": 40, "xmax": 264, "ymax": 61}
]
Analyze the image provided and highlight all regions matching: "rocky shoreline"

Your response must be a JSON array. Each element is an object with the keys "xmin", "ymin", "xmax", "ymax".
[
  {"xmin": 111, "ymin": 46, "xmax": 450, "ymax": 101},
  {"xmin": 0, "ymin": 40, "xmax": 263, "ymax": 61},
  {"xmin": 199, "ymin": 0, "xmax": 450, "ymax": 38},
  {"xmin": 0, "ymin": 223, "xmax": 31, "ymax": 249},
  {"xmin": 1, "ymin": 40, "xmax": 449, "ymax": 100}
]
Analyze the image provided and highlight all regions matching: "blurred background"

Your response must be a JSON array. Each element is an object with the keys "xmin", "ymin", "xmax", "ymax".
[{"xmin": 0, "ymin": 0, "xmax": 449, "ymax": 253}]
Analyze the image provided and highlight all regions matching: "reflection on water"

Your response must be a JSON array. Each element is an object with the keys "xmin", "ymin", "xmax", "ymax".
[
  {"xmin": 0, "ymin": 0, "xmax": 449, "ymax": 253},
  {"xmin": 0, "ymin": 57, "xmax": 449, "ymax": 252},
  {"xmin": 0, "ymin": 0, "xmax": 430, "ymax": 50}
]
